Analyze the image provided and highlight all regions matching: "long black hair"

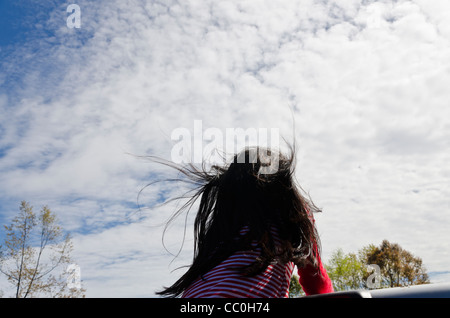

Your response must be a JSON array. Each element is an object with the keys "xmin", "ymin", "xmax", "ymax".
[{"xmin": 151, "ymin": 145, "xmax": 322, "ymax": 297}]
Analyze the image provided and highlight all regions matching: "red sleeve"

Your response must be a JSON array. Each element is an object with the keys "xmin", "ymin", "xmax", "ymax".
[{"xmin": 297, "ymin": 255, "xmax": 334, "ymax": 295}]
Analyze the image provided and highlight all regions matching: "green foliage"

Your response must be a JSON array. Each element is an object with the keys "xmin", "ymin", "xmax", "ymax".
[
  {"xmin": 289, "ymin": 274, "xmax": 305, "ymax": 298},
  {"xmin": 325, "ymin": 248, "xmax": 366, "ymax": 291},
  {"xmin": 324, "ymin": 240, "xmax": 430, "ymax": 292}
]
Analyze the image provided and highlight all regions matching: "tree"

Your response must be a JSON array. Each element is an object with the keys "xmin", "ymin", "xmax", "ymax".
[
  {"xmin": 289, "ymin": 274, "xmax": 305, "ymax": 297},
  {"xmin": 0, "ymin": 201, "xmax": 85, "ymax": 298},
  {"xmin": 325, "ymin": 240, "xmax": 429, "ymax": 292},
  {"xmin": 325, "ymin": 248, "xmax": 366, "ymax": 291},
  {"xmin": 361, "ymin": 239, "xmax": 429, "ymax": 288}
]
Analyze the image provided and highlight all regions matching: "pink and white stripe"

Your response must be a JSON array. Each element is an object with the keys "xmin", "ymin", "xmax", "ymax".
[{"xmin": 182, "ymin": 227, "xmax": 295, "ymax": 298}]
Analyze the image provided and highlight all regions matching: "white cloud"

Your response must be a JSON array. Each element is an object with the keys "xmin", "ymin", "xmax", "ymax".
[{"xmin": 1, "ymin": 0, "xmax": 450, "ymax": 296}]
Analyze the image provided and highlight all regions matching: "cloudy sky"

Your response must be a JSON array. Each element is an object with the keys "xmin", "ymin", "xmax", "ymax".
[{"xmin": 1, "ymin": 0, "xmax": 450, "ymax": 297}]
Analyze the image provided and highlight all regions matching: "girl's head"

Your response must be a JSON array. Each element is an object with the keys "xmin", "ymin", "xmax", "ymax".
[{"xmin": 154, "ymin": 146, "xmax": 322, "ymax": 297}]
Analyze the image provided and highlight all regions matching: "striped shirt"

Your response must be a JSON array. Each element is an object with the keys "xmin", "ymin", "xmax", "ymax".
[
  {"xmin": 182, "ymin": 250, "xmax": 295, "ymax": 298},
  {"xmin": 182, "ymin": 227, "xmax": 295, "ymax": 298}
]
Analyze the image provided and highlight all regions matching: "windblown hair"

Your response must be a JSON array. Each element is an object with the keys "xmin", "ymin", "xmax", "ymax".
[{"xmin": 153, "ymin": 146, "xmax": 322, "ymax": 298}]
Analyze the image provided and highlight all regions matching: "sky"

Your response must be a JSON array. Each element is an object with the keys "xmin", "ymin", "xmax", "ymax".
[{"xmin": 1, "ymin": 0, "xmax": 450, "ymax": 297}]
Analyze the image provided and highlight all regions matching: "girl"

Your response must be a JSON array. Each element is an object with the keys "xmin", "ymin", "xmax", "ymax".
[{"xmin": 155, "ymin": 146, "xmax": 333, "ymax": 297}]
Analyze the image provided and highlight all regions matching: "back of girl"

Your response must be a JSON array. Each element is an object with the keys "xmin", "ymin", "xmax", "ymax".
[{"xmin": 155, "ymin": 146, "xmax": 333, "ymax": 298}]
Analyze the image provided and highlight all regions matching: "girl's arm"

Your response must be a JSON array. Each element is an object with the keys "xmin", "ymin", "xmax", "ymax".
[{"xmin": 297, "ymin": 255, "xmax": 334, "ymax": 295}]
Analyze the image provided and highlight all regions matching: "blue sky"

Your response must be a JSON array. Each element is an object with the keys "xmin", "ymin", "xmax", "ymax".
[
  {"xmin": 0, "ymin": 2, "xmax": 56, "ymax": 47},
  {"xmin": 1, "ymin": 0, "xmax": 450, "ymax": 297}
]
